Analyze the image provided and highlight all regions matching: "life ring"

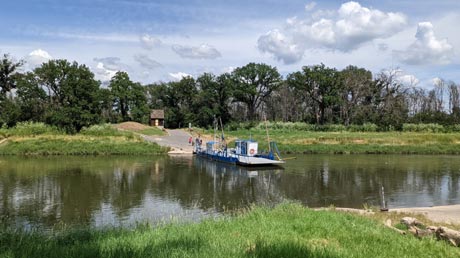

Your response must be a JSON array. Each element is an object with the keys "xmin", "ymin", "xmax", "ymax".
[{"xmin": 249, "ymin": 149, "xmax": 255, "ymax": 155}]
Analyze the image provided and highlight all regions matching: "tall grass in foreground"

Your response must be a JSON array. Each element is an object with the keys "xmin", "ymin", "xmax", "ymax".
[{"xmin": 0, "ymin": 204, "xmax": 458, "ymax": 258}]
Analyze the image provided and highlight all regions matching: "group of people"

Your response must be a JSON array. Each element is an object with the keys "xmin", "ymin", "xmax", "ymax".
[{"xmin": 188, "ymin": 135, "xmax": 202, "ymax": 147}]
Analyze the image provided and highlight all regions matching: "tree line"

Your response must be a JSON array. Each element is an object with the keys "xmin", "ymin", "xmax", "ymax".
[{"xmin": 1, "ymin": 53, "xmax": 459, "ymax": 132}]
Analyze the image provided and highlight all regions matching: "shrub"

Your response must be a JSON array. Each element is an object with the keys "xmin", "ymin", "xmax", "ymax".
[
  {"xmin": 402, "ymin": 123, "xmax": 445, "ymax": 133},
  {"xmin": 6, "ymin": 122, "xmax": 62, "ymax": 136},
  {"xmin": 79, "ymin": 124, "xmax": 125, "ymax": 136}
]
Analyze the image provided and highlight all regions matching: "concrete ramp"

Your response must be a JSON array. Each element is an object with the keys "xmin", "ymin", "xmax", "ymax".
[{"xmin": 142, "ymin": 129, "xmax": 194, "ymax": 155}]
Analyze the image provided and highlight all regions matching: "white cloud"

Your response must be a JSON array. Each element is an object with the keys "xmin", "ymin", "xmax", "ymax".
[
  {"xmin": 398, "ymin": 74, "xmax": 420, "ymax": 87},
  {"xmin": 140, "ymin": 34, "xmax": 162, "ymax": 50},
  {"xmin": 383, "ymin": 68, "xmax": 420, "ymax": 87},
  {"xmin": 432, "ymin": 77, "xmax": 443, "ymax": 85},
  {"xmin": 169, "ymin": 72, "xmax": 192, "ymax": 81},
  {"xmin": 133, "ymin": 54, "xmax": 162, "ymax": 70},
  {"xmin": 93, "ymin": 57, "xmax": 129, "ymax": 71},
  {"xmin": 305, "ymin": 2, "xmax": 316, "ymax": 12},
  {"xmin": 93, "ymin": 62, "xmax": 117, "ymax": 82},
  {"xmin": 172, "ymin": 44, "xmax": 221, "ymax": 59},
  {"xmin": 26, "ymin": 49, "xmax": 52, "ymax": 67},
  {"xmin": 257, "ymin": 29, "xmax": 303, "ymax": 64},
  {"xmin": 92, "ymin": 57, "xmax": 130, "ymax": 82},
  {"xmin": 257, "ymin": 1, "xmax": 407, "ymax": 64},
  {"xmin": 394, "ymin": 22, "xmax": 454, "ymax": 65}
]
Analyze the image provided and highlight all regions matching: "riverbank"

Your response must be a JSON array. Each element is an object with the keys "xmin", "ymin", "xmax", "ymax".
[
  {"xmin": 0, "ymin": 123, "xmax": 168, "ymax": 155},
  {"xmin": 391, "ymin": 205, "xmax": 460, "ymax": 225},
  {"xmin": 1, "ymin": 203, "xmax": 458, "ymax": 258},
  {"xmin": 201, "ymin": 129, "xmax": 460, "ymax": 154}
]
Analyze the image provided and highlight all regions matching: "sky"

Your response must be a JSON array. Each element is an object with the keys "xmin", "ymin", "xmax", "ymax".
[{"xmin": 1, "ymin": 0, "xmax": 459, "ymax": 88}]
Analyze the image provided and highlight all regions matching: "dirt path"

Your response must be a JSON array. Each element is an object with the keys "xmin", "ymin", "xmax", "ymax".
[
  {"xmin": 391, "ymin": 205, "xmax": 460, "ymax": 225},
  {"xmin": 142, "ymin": 129, "xmax": 194, "ymax": 154}
]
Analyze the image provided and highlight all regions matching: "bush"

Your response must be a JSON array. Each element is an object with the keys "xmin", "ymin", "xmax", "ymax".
[
  {"xmin": 402, "ymin": 123, "xmax": 445, "ymax": 133},
  {"xmin": 446, "ymin": 124, "xmax": 460, "ymax": 133},
  {"xmin": 79, "ymin": 124, "xmax": 126, "ymax": 137},
  {"xmin": 348, "ymin": 123, "xmax": 378, "ymax": 132},
  {"xmin": 254, "ymin": 122, "xmax": 378, "ymax": 132},
  {"xmin": 5, "ymin": 122, "xmax": 62, "ymax": 136}
]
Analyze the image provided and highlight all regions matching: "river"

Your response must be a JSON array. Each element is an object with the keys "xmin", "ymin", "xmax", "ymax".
[{"xmin": 0, "ymin": 155, "xmax": 459, "ymax": 230}]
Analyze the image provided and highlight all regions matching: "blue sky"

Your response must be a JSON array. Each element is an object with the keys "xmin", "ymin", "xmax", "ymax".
[{"xmin": 1, "ymin": 0, "xmax": 459, "ymax": 87}]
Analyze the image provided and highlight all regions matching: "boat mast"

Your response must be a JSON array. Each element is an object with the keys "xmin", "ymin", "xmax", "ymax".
[
  {"xmin": 219, "ymin": 117, "xmax": 226, "ymax": 147},
  {"xmin": 213, "ymin": 116, "xmax": 217, "ymax": 144},
  {"xmin": 264, "ymin": 115, "xmax": 271, "ymax": 152}
]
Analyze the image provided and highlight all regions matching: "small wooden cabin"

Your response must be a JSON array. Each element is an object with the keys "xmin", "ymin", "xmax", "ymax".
[{"xmin": 150, "ymin": 109, "xmax": 165, "ymax": 127}]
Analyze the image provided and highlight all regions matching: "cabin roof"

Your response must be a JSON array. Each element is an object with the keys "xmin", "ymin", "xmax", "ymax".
[{"xmin": 150, "ymin": 109, "xmax": 164, "ymax": 119}]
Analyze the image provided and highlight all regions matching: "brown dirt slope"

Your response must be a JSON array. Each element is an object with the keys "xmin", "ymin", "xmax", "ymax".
[{"xmin": 114, "ymin": 122, "xmax": 150, "ymax": 131}]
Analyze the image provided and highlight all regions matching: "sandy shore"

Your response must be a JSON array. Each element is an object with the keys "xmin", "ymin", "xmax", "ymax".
[{"xmin": 391, "ymin": 205, "xmax": 460, "ymax": 225}]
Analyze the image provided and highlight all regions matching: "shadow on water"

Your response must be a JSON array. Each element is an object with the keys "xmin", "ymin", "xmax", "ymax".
[{"xmin": 0, "ymin": 154, "xmax": 460, "ymax": 230}]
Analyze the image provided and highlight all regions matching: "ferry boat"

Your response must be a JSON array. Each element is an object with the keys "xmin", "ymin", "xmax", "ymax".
[{"xmin": 194, "ymin": 119, "xmax": 285, "ymax": 166}]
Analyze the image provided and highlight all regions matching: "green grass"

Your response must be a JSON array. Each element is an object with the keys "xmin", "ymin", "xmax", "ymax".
[
  {"xmin": 205, "ymin": 128, "xmax": 460, "ymax": 154},
  {"xmin": 1, "ymin": 203, "xmax": 458, "ymax": 258},
  {"xmin": 0, "ymin": 123, "xmax": 169, "ymax": 155},
  {"xmin": 0, "ymin": 137, "xmax": 167, "ymax": 155},
  {"xmin": 138, "ymin": 127, "xmax": 165, "ymax": 136}
]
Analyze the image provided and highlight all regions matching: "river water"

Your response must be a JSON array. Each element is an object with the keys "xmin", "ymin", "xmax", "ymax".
[{"xmin": 0, "ymin": 155, "xmax": 459, "ymax": 229}]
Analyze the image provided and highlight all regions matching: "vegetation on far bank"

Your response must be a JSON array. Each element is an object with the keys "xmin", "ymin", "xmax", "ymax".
[
  {"xmin": 196, "ymin": 122, "xmax": 460, "ymax": 155},
  {"xmin": 0, "ymin": 122, "xmax": 167, "ymax": 155},
  {"xmin": 2, "ymin": 53, "xmax": 460, "ymax": 136},
  {"xmin": 1, "ymin": 203, "xmax": 458, "ymax": 258}
]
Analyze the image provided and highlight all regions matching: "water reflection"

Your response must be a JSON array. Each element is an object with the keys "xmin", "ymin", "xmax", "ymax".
[{"xmin": 0, "ymin": 155, "xmax": 459, "ymax": 230}]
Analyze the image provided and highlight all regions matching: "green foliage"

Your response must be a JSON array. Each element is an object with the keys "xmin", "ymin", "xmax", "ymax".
[
  {"xmin": 2, "ymin": 51, "xmax": 460, "ymax": 131},
  {"xmin": 34, "ymin": 59, "xmax": 103, "ymax": 133},
  {"xmin": 287, "ymin": 63, "xmax": 343, "ymax": 124},
  {"xmin": 232, "ymin": 63, "xmax": 281, "ymax": 121},
  {"xmin": 0, "ymin": 53, "xmax": 23, "ymax": 95},
  {"xmin": 109, "ymin": 72, "xmax": 149, "ymax": 123},
  {"xmin": 402, "ymin": 123, "xmax": 445, "ymax": 133},
  {"xmin": 0, "ymin": 122, "xmax": 61, "ymax": 137},
  {"xmin": 224, "ymin": 128, "xmax": 460, "ymax": 154},
  {"xmin": 253, "ymin": 122, "xmax": 379, "ymax": 132},
  {"xmin": 1, "ymin": 203, "xmax": 459, "ymax": 258},
  {"xmin": 0, "ymin": 137, "xmax": 166, "ymax": 155},
  {"xmin": 138, "ymin": 127, "xmax": 165, "ymax": 136},
  {"xmin": 0, "ymin": 98, "xmax": 21, "ymax": 127},
  {"xmin": 79, "ymin": 124, "xmax": 128, "ymax": 137}
]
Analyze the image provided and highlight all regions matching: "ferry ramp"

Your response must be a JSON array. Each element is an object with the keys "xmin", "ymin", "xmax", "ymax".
[{"xmin": 142, "ymin": 129, "xmax": 194, "ymax": 154}]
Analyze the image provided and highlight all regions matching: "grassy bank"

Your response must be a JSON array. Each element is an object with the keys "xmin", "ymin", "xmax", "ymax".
[
  {"xmin": 203, "ymin": 129, "xmax": 460, "ymax": 154},
  {"xmin": 0, "ymin": 123, "xmax": 168, "ymax": 155},
  {"xmin": 1, "ymin": 204, "xmax": 458, "ymax": 258}
]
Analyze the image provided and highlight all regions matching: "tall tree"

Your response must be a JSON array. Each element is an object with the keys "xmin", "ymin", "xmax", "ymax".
[
  {"xmin": 232, "ymin": 63, "xmax": 281, "ymax": 121},
  {"xmin": 0, "ymin": 54, "xmax": 23, "ymax": 96},
  {"xmin": 340, "ymin": 66, "xmax": 374, "ymax": 125},
  {"xmin": 373, "ymin": 70, "xmax": 408, "ymax": 129},
  {"xmin": 287, "ymin": 64, "xmax": 343, "ymax": 124},
  {"xmin": 109, "ymin": 71, "xmax": 133, "ymax": 122},
  {"xmin": 15, "ymin": 72, "xmax": 47, "ymax": 122},
  {"xmin": 108, "ymin": 71, "xmax": 149, "ymax": 123},
  {"xmin": 0, "ymin": 54, "xmax": 24, "ymax": 126},
  {"xmin": 34, "ymin": 59, "xmax": 102, "ymax": 132},
  {"xmin": 193, "ymin": 73, "xmax": 233, "ymax": 127}
]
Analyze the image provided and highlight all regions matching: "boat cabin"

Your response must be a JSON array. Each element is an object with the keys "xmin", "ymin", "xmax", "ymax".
[
  {"xmin": 235, "ymin": 140, "xmax": 258, "ymax": 156},
  {"xmin": 206, "ymin": 141, "xmax": 217, "ymax": 154}
]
